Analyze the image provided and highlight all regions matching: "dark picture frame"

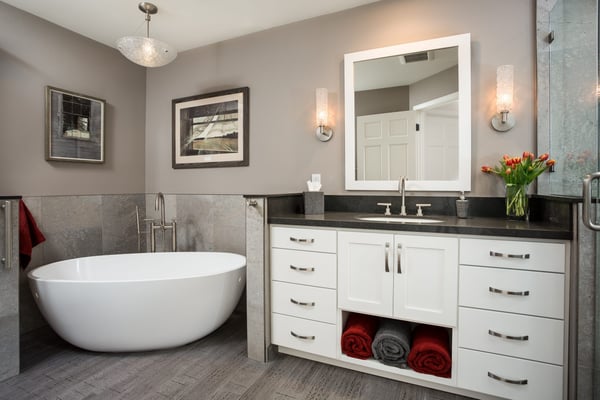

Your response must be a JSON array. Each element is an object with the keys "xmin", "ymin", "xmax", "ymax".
[
  {"xmin": 45, "ymin": 86, "xmax": 105, "ymax": 163},
  {"xmin": 172, "ymin": 87, "xmax": 249, "ymax": 169}
]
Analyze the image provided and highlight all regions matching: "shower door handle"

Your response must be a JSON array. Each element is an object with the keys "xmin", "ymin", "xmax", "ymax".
[{"xmin": 583, "ymin": 172, "xmax": 600, "ymax": 231}]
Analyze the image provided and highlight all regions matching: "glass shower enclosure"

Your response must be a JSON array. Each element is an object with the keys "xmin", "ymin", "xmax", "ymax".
[{"xmin": 537, "ymin": 0, "xmax": 598, "ymax": 398}]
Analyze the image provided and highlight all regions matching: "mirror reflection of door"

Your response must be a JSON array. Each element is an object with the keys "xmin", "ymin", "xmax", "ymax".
[
  {"xmin": 413, "ymin": 93, "xmax": 459, "ymax": 180},
  {"xmin": 356, "ymin": 111, "xmax": 417, "ymax": 180}
]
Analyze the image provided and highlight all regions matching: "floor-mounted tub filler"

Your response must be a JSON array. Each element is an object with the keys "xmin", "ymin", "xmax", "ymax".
[{"xmin": 28, "ymin": 252, "xmax": 246, "ymax": 352}]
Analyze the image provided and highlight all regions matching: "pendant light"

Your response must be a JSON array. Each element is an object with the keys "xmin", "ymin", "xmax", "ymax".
[{"xmin": 116, "ymin": 2, "xmax": 177, "ymax": 68}]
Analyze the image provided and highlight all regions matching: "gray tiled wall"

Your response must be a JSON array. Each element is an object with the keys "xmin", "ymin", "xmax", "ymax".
[
  {"xmin": 0, "ymin": 199, "xmax": 19, "ymax": 381},
  {"xmin": 20, "ymin": 193, "xmax": 246, "ymax": 334}
]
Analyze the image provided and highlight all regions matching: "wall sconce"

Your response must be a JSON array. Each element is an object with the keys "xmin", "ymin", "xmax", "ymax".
[
  {"xmin": 315, "ymin": 88, "xmax": 333, "ymax": 141},
  {"xmin": 491, "ymin": 65, "xmax": 515, "ymax": 132}
]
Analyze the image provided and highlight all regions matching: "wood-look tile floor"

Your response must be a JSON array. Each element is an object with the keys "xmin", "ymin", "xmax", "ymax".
[{"xmin": 0, "ymin": 312, "xmax": 474, "ymax": 400}]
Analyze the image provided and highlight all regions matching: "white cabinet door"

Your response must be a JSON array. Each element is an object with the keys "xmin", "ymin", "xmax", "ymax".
[
  {"xmin": 393, "ymin": 234, "xmax": 458, "ymax": 327},
  {"xmin": 338, "ymin": 231, "xmax": 394, "ymax": 316}
]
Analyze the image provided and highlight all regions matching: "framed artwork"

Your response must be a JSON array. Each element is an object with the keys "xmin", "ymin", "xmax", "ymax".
[
  {"xmin": 45, "ymin": 86, "xmax": 105, "ymax": 163},
  {"xmin": 172, "ymin": 87, "xmax": 249, "ymax": 168}
]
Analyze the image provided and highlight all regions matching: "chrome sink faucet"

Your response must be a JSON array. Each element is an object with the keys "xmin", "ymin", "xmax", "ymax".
[
  {"xmin": 399, "ymin": 176, "xmax": 407, "ymax": 216},
  {"xmin": 151, "ymin": 192, "xmax": 177, "ymax": 252}
]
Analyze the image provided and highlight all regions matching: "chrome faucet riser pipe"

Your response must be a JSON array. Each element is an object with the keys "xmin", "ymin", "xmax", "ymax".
[{"xmin": 399, "ymin": 176, "xmax": 407, "ymax": 216}]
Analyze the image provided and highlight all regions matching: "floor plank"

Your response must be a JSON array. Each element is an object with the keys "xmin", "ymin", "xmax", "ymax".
[{"xmin": 0, "ymin": 312, "xmax": 474, "ymax": 400}]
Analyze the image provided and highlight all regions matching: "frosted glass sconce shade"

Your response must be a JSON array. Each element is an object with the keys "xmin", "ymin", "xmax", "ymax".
[
  {"xmin": 315, "ymin": 88, "xmax": 333, "ymax": 141},
  {"xmin": 491, "ymin": 64, "xmax": 515, "ymax": 131},
  {"xmin": 116, "ymin": 2, "xmax": 177, "ymax": 68}
]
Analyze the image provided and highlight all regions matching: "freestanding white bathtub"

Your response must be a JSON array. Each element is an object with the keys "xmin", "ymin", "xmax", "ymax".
[{"xmin": 27, "ymin": 252, "xmax": 246, "ymax": 352}]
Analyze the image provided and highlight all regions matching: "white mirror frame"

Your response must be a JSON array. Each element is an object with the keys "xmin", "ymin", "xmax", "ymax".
[{"xmin": 344, "ymin": 33, "xmax": 471, "ymax": 191}]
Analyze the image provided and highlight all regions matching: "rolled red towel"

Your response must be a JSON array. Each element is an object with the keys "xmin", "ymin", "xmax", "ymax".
[
  {"xmin": 341, "ymin": 313, "xmax": 379, "ymax": 359},
  {"xmin": 407, "ymin": 324, "xmax": 452, "ymax": 378}
]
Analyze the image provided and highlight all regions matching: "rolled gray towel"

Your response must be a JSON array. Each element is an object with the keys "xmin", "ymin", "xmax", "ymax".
[{"xmin": 371, "ymin": 319, "xmax": 412, "ymax": 368}]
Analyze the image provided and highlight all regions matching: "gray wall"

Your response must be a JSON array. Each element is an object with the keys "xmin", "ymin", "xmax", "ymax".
[
  {"xmin": 145, "ymin": 0, "xmax": 536, "ymax": 197},
  {"xmin": 0, "ymin": 2, "xmax": 146, "ymax": 197},
  {"xmin": 409, "ymin": 66, "xmax": 459, "ymax": 109},
  {"xmin": 355, "ymin": 86, "xmax": 410, "ymax": 116}
]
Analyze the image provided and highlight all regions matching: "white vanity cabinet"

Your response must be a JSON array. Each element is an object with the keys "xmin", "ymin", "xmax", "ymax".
[
  {"xmin": 270, "ymin": 226, "xmax": 338, "ymax": 358},
  {"xmin": 269, "ymin": 224, "xmax": 569, "ymax": 400},
  {"xmin": 338, "ymin": 231, "xmax": 458, "ymax": 327},
  {"xmin": 457, "ymin": 238, "xmax": 567, "ymax": 400}
]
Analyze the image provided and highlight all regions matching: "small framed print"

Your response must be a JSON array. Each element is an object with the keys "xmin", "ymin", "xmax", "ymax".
[
  {"xmin": 172, "ymin": 87, "xmax": 249, "ymax": 169},
  {"xmin": 45, "ymin": 86, "xmax": 105, "ymax": 163}
]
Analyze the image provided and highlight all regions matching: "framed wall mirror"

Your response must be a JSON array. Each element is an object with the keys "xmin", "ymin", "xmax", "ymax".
[{"xmin": 344, "ymin": 33, "xmax": 471, "ymax": 191}]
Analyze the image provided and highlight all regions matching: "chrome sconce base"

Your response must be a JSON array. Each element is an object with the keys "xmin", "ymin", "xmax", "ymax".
[
  {"xmin": 491, "ymin": 111, "xmax": 515, "ymax": 132},
  {"xmin": 316, "ymin": 125, "xmax": 333, "ymax": 141}
]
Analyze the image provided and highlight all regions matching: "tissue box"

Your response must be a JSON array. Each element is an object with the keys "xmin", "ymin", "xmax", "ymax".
[{"xmin": 303, "ymin": 191, "xmax": 324, "ymax": 215}]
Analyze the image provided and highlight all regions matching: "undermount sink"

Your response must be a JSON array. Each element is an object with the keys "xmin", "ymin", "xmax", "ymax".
[{"xmin": 357, "ymin": 216, "xmax": 444, "ymax": 224}]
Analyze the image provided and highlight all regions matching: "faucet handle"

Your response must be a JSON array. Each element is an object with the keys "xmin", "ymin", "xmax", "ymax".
[
  {"xmin": 377, "ymin": 202, "xmax": 392, "ymax": 216},
  {"xmin": 415, "ymin": 203, "xmax": 431, "ymax": 217}
]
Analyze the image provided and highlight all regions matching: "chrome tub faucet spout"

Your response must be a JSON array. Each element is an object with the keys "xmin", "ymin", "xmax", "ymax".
[{"xmin": 150, "ymin": 192, "xmax": 177, "ymax": 252}]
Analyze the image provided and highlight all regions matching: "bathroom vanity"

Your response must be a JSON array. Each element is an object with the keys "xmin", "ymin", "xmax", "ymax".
[{"xmin": 267, "ymin": 207, "xmax": 571, "ymax": 400}]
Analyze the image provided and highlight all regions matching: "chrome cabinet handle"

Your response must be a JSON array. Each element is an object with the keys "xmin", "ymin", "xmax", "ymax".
[
  {"xmin": 489, "ymin": 251, "xmax": 530, "ymax": 260},
  {"xmin": 1, "ymin": 201, "xmax": 12, "ymax": 270},
  {"xmin": 397, "ymin": 243, "xmax": 402, "ymax": 274},
  {"xmin": 489, "ymin": 286, "xmax": 530, "ymax": 296},
  {"xmin": 290, "ymin": 298, "xmax": 316, "ymax": 307},
  {"xmin": 290, "ymin": 237, "xmax": 315, "ymax": 244},
  {"xmin": 290, "ymin": 331, "xmax": 315, "ymax": 340},
  {"xmin": 487, "ymin": 371, "xmax": 528, "ymax": 385},
  {"xmin": 384, "ymin": 242, "xmax": 390, "ymax": 272},
  {"xmin": 488, "ymin": 329, "xmax": 529, "ymax": 341},
  {"xmin": 289, "ymin": 264, "xmax": 315, "ymax": 272}
]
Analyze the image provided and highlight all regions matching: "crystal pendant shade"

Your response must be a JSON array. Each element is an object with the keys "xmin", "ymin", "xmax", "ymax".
[{"xmin": 116, "ymin": 36, "xmax": 177, "ymax": 68}]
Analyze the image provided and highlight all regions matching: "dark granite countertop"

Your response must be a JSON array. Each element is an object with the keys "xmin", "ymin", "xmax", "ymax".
[
  {"xmin": 269, "ymin": 212, "xmax": 572, "ymax": 240},
  {"xmin": 0, "ymin": 196, "xmax": 21, "ymax": 200}
]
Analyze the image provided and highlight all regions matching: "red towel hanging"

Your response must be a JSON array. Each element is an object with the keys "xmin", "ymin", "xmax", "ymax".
[{"xmin": 19, "ymin": 200, "xmax": 45, "ymax": 269}]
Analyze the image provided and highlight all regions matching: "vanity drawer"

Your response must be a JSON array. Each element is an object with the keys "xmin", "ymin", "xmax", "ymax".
[
  {"xmin": 457, "ymin": 348, "xmax": 562, "ymax": 400},
  {"xmin": 458, "ymin": 307, "xmax": 564, "ymax": 365},
  {"xmin": 460, "ymin": 238, "xmax": 565, "ymax": 273},
  {"xmin": 459, "ymin": 265, "xmax": 564, "ymax": 319},
  {"xmin": 271, "ymin": 248, "xmax": 336, "ymax": 288},
  {"xmin": 272, "ymin": 281, "xmax": 337, "ymax": 323},
  {"xmin": 271, "ymin": 313, "xmax": 336, "ymax": 358},
  {"xmin": 271, "ymin": 226, "xmax": 336, "ymax": 253}
]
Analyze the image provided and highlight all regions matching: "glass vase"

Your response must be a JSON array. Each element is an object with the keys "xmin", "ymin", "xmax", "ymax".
[{"xmin": 505, "ymin": 183, "xmax": 529, "ymax": 220}]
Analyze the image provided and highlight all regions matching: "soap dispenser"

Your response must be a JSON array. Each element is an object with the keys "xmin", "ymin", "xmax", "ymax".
[{"xmin": 456, "ymin": 192, "xmax": 469, "ymax": 219}]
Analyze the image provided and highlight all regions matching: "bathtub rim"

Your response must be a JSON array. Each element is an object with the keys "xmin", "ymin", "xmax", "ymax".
[{"xmin": 27, "ymin": 251, "xmax": 247, "ymax": 284}]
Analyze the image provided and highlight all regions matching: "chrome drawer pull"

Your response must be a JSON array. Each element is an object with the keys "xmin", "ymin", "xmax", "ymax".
[
  {"xmin": 489, "ymin": 286, "xmax": 530, "ymax": 296},
  {"xmin": 290, "ymin": 237, "xmax": 315, "ymax": 244},
  {"xmin": 384, "ymin": 242, "xmax": 390, "ymax": 272},
  {"xmin": 289, "ymin": 264, "xmax": 315, "ymax": 272},
  {"xmin": 487, "ymin": 371, "xmax": 528, "ymax": 385},
  {"xmin": 290, "ymin": 331, "xmax": 315, "ymax": 340},
  {"xmin": 290, "ymin": 298, "xmax": 316, "ymax": 307},
  {"xmin": 489, "ymin": 251, "xmax": 530, "ymax": 260},
  {"xmin": 488, "ymin": 329, "xmax": 529, "ymax": 341}
]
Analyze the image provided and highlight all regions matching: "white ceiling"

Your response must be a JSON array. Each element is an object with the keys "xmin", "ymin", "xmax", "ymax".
[{"xmin": 3, "ymin": 0, "xmax": 381, "ymax": 52}]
